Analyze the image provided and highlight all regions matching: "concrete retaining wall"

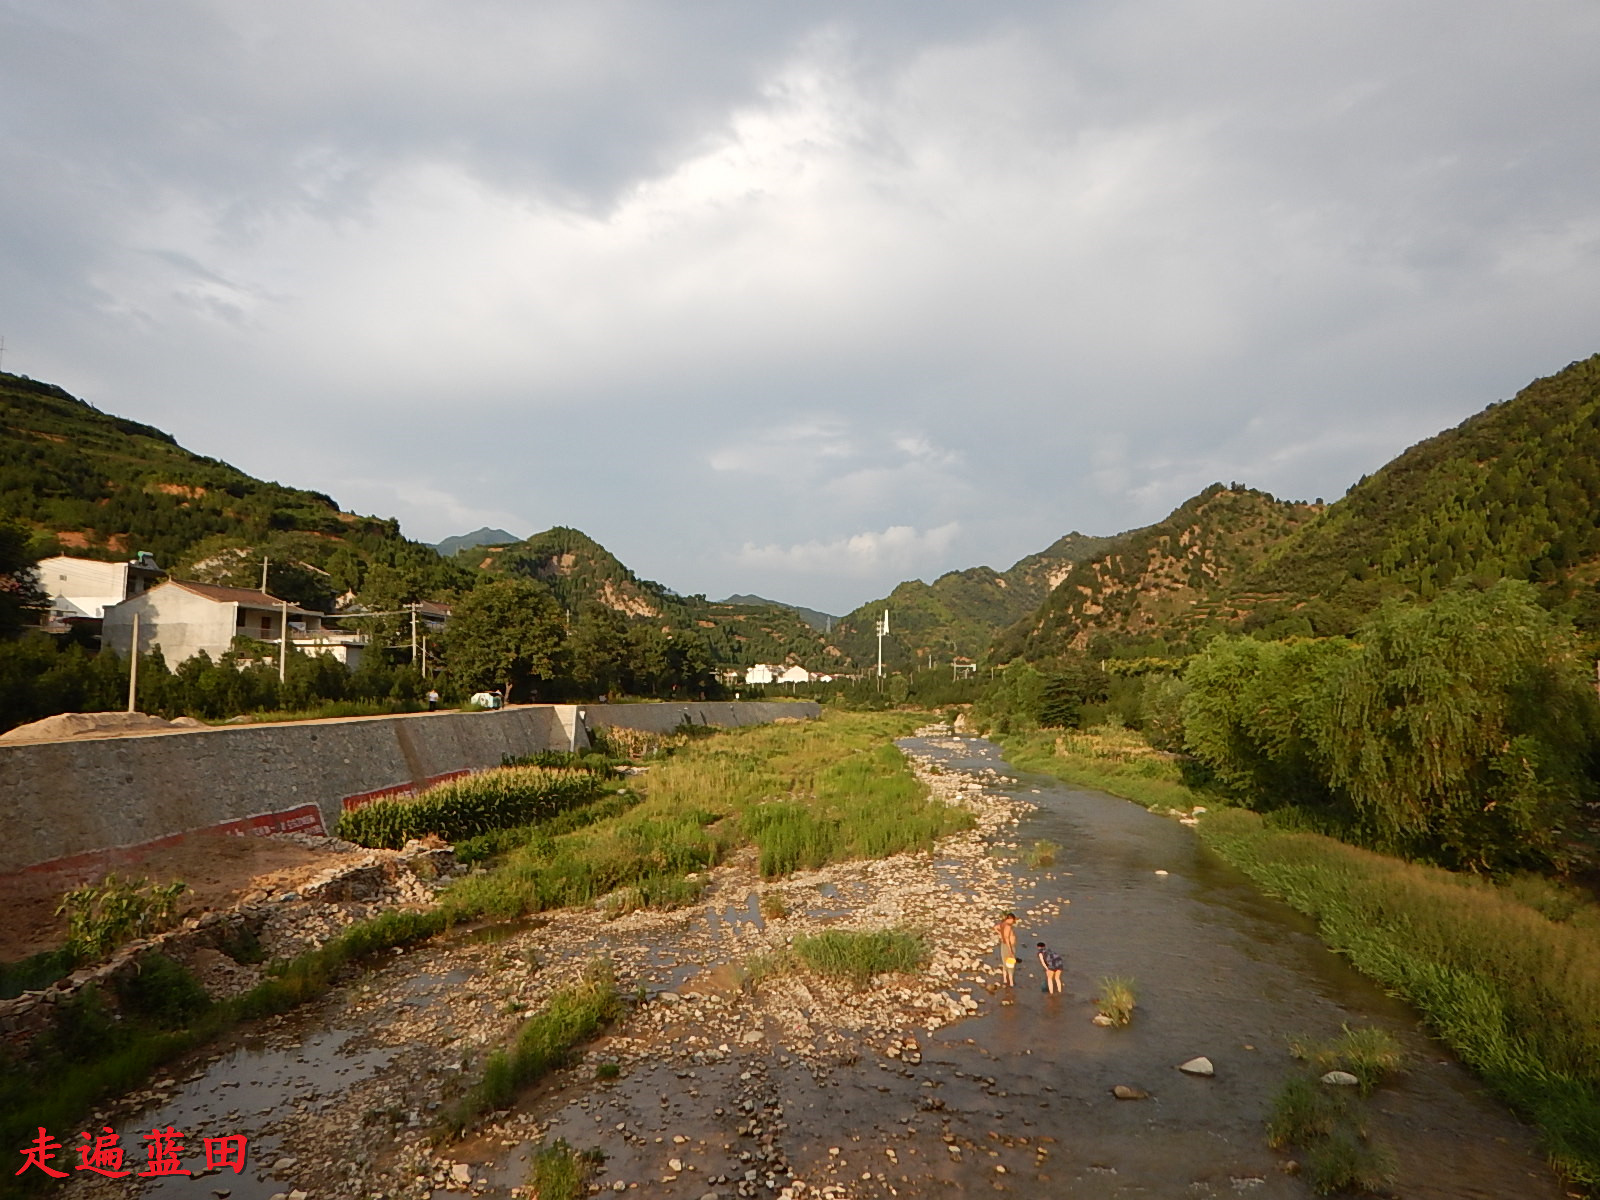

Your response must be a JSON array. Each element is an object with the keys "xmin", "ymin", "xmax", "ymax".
[{"xmin": 0, "ymin": 700, "xmax": 818, "ymax": 876}]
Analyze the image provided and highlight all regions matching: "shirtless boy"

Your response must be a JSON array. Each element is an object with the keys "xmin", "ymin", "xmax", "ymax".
[{"xmin": 993, "ymin": 912, "xmax": 1019, "ymax": 986}]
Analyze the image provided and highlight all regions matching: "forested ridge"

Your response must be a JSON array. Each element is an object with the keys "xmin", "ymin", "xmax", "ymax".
[
  {"xmin": 831, "ymin": 531, "xmax": 1121, "ymax": 669},
  {"xmin": 993, "ymin": 354, "xmax": 1600, "ymax": 663}
]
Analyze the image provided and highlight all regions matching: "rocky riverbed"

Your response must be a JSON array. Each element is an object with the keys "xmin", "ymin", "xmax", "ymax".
[{"xmin": 65, "ymin": 727, "xmax": 1068, "ymax": 1200}]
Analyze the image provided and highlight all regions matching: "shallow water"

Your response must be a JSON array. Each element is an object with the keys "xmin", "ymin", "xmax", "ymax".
[{"xmin": 885, "ymin": 736, "xmax": 1563, "ymax": 1198}]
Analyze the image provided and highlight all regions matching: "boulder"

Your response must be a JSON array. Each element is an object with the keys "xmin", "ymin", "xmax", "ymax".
[{"xmin": 1320, "ymin": 1070, "xmax": 1360, "ymax": 1087}]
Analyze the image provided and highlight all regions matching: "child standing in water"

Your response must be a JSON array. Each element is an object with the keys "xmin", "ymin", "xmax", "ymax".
[
  {"xmin": 1036, "ymin": 942, "xmax": 1064, "ymax": 994},
  {"xmin": 993, "ymin": 912, "xmax": 1019, "ymax": 986}
]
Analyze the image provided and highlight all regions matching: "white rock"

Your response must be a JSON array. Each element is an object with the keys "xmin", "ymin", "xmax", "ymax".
[
  {"xmin": 670, "ymin": 1158, "xmax": 684, "ymax": 1172},
  {"xmin": 451, "ymin": 1162, "xmax": 473, "ymax": 1184},
  {"xmin": 1320, "ymin": 1070, "xmax": 1360, "ymax": 1086},
  {"xmin": 1178, "ymin": 1056, "xmax": 1215, "ymax": 1076},
  {"xmin": 1154, "ymin": 869, "xmax": 1169, "ymax": 876},
  {"xmin": 1092, "ymin": 1013, "xmax": 1115, "ymax": 1026}
]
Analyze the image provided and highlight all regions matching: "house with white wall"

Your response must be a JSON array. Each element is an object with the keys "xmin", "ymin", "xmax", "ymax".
[
  {"xmin": 102, "ymin": 580, "xmax": 349, "ymax": 666},
  {"xmin": 38, "ymin": 552, "xmax": 165, "ymax": 622},
  {"xmin": 777, "ymin": 665, "xmax": 812, "ymax": 685},
  {"xmin": 744, "ymin": 663, "xmax": 777, "ymax": 685}
]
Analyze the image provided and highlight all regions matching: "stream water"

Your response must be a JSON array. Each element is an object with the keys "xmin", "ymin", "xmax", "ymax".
[
  {"xmin": 866, "ymin": 736, "xmax": 1565, "ymax": 1198},
  {"xmin": 79, "ymin": 735, "xmax": 1566, "ymax": 1199}
]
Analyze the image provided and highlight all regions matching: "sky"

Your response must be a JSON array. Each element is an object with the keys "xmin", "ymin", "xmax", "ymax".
[{"xmin": 3, "ymin": 2, "xmax": 1598, "ymax": 615}]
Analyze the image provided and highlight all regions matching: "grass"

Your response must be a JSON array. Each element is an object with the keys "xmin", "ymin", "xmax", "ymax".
[
  {"xmin": 1289, "ymin": 1024, "xmax": 1406, "ymax": 1096},
  {"xmin": 1094, "ymin": 975, "xmax": 1137, "ymax": 1026},
  {"xmin": 437, "ymin": 961, "xmax": 621, "ymax": 1137},
  {"xmin": 1007, "ymin": 722, "xmax": 1600, "ymax": 1192},
  {"xmin": 526, "ymin": 1139, "xmax": 604, "ymax": 1200},
  {"xmin": 759, "ymin": 890, "xmax": 790, "ymax": 920},
  {"xmin": 1024, "ymin": 839, "xmax": 1060, "ymax": 869},
  {"xmin": 1303, "ymin": 1131, "xmax": 1397, "ymax": 1196},
  {"xmin": 790, "ymin": 929, "xmax": 928, "ymax": 988},
  {"xmin": 1267, "ymin": 1075, "xmax": 1348, "ymax": 1148}
]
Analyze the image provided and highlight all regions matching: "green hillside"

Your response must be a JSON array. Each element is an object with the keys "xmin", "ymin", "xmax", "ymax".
[
  {"xmin": 1245, "ymin": 353, "xmax": 1600, "ymax": 631},
  {"xmin": 481, "ymin": 527, "xmax": 846, "ymax": 669},
  {"xmin": 829, "ymin": 532, "xmax": 1124, "ymax": 670},
  {"xmin": 994, "ymin": 486, "xmax": 1321, "ymax": 662},
  {"xmin": 0, "ymin": 372, "xmax": 468, "ymax": 611}
]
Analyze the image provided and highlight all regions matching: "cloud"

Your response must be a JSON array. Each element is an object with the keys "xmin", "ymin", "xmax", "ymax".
[
  {"xmin": 734, "ymin": 522, "xmax": 962, "ymax": 577},
  {"xmin": 2, "ymin": 1, "xmax": 1599, "ymax": 615}
]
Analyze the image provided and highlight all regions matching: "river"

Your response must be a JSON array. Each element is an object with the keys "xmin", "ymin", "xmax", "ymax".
[{"xmin": 69, "ymin": 734, "xmax": 1566, "ymax": 1199}]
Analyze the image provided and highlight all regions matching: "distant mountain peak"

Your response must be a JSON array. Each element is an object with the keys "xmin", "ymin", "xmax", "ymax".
[
  {"xmin": 436, "ymin": 527, "xmax": 520, "ymax": 558},
  {"xmin": 718, "ymin": 594, "xmax": 839, "ymax": 632}
]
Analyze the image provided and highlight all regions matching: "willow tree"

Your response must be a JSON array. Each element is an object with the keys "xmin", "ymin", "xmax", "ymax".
[
  {"xmin": 1320, "ymin": 580, "xmax": 1600, "ymax": 870},
  {"xmin": 1181, "ymin": 634, "xmax": 1351, "ymax": 811}
]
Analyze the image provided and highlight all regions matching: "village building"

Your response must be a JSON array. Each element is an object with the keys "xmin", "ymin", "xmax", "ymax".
[
  {"xmin": 777, "ymin": 664, "xmax": 812, "ymax": 685},
  {"xmin": 38, "ymin": 552, "xmax": 165, "ymax": 624},
  {"xmin": 102, "ymin": 580, "xmax": 363, "ymax": 667},
  {"xmin": 744, "ymin": 663, "xmax": 777, "ymax": 685}
]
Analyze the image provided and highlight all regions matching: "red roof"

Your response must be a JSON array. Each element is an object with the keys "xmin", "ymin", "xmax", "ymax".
[{"xmin": 165, "ymin": 580, "xmax": 320, "ymax": 616}]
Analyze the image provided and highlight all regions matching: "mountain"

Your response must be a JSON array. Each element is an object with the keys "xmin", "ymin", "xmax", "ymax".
[
  {"xmin": 828, "ymin": 532, "xmax": 1123, "ymax": 670},
  {"xmin": 718, "ymin": 594, "xmax": 838, "ymax": 633},
  {"xmin": 998, "ymin": 353, "xmax": 1600, "ymax": 663},
  {"xmin": 993, "ymin": 486, "xmax": 1321, "ymax": 661},
  {"xmin": 0, "ymin": 371, "xmax": 471, "ymax": 611},
  {"xmin": 436, "ymin": 527, "xmax": 520, "ymax": 558},
  {"xmin": 481, "ymin": 527, "xmax": 849, "ymax": 668},
  {"xmin": 1241, "ymin": 353, "xmax": 1600, "ymax": 631}
]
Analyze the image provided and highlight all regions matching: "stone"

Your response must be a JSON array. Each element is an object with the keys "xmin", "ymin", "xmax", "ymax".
[
  {"xmin": 1111, "ymin": 1085, "xmax": 1148, "ymax": 1100},
  {"xmin": 741, "ymin": 1031, "xmax": 763, "ymax": 1044},
  {"xmin": 613, "ymin": 1182, "xmax": 627, "ymax": 1192},
  {"xmin": 670, "ymin": 1158, "xmax": 684, "ymax": 1172},
  {"xmin": 1154, "ymin": 869, "xmax": 1169, "ymax": 876},
  {"xmin": 1091, "ymin": 1012, "xmax": 1115, "ymax": 1026},
  {"xmin": 1178, "ymin": 1057, "xmax": 1214, "ymax": 1076},
  {"xmin": 451, "ymin": 1162, "xmax": 473, "ymax": 1184},
  {"xmin": 1320, "ymin": 1070, "xmax": 1360, "ymax": 1087}
]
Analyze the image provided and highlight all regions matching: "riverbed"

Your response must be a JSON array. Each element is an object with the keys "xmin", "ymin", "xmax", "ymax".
[{"xmin": 64, "ymin": 732, "xmax": 1564, "ymax": 1199}]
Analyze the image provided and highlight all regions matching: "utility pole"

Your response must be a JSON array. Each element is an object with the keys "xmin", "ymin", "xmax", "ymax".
[
  {"xmin": 876, "ymin": 607, "xmax": 889, "ymax": 680},
  {"xmin": 410, "ymin": 605, "xmax": 419, "ymax": 670},
  {"xmin": 279, "ymin": 600, "xmax": 289, "ymax": 683},
  {"xmin": 126, "ymin": 613, "xmax": 140, "ymax": 712},
  {"xmin": 260, "ymin": 556, "xmax": 269, "ymax": 591}
]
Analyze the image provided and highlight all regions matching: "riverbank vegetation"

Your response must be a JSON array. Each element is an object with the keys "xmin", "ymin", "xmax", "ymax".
[
  {"xmin": 437, "ymin": 961, "xmax": 621, "ymax": 1138},
  {"xmin": 1006, "ymin": 723, "xmax": 1600, "ymax": 1188},
  {"xmin": 336, "ymin": 765, "xmax": 606, "ymax": 848}
]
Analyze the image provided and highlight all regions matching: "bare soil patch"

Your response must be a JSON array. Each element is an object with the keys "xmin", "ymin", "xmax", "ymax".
[{"xmin": 0, "ymin": 833, "xmax": 367, "ymax": 961}]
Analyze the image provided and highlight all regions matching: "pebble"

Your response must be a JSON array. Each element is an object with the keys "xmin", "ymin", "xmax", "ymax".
[
  {"xmin": 1178, "ymin": 1057, "xmax": 1215, "ymax": 1077},
  {"xmin": 1320, "ymin": 1070, "xmax": 1360, "ymax": 1086}
]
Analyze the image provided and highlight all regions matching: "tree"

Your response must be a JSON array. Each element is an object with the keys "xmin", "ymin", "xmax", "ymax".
[
  {"xmin": 0, "ymin": 518, "xmax": 45, "ymax": 637},
  {"xmin": 1181, "ymin": 635, "xmax": 1350, "ymax": 810},
  {"xmin": 444, "ymin": 578, "xmax": 567, "ymax": 701},
  {"xmin": 1317, "ymin": 580, "xmax": 1599, "ymax": 870},
  {"xmin": 569, "ymin": 603, "xmax": 630, "ymax": 697}
]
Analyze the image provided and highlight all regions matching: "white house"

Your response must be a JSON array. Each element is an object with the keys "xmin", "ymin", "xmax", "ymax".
[
  {"xmin": 102, "ymin": 580, "xmax": 356, "ymax": 666},
  {"xmin": 777, "ymin": 665, "xmax": 812, "ymax": 685},
  {"xmin": 38, "ymin": 552, "xmax": 164, "ymax": 622},
  {"xmin": 744, "ymin": 663, "xmax": 777, "ymax": 685}
]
